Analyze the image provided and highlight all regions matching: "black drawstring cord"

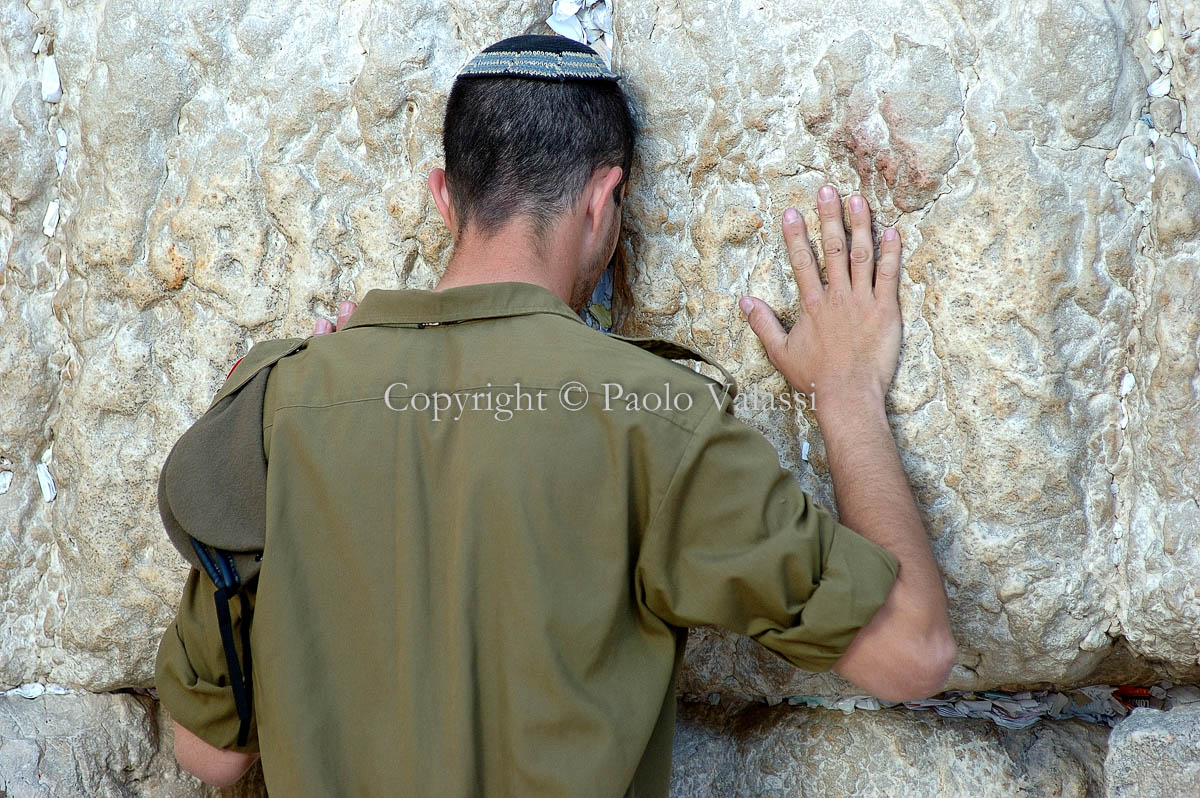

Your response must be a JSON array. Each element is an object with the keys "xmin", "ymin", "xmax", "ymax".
[{"xmin": 190, "ymin": 538, "xmax": 254, "ymax": 747}]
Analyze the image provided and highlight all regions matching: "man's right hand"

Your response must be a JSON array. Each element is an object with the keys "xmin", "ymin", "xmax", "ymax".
[
  {"xmin": 739, "ymin": 184, "xmax": 902, "ymax": 414},
  {"xmin": 739, "ymin": 184, "xmax": 956, "ymax": 702}
]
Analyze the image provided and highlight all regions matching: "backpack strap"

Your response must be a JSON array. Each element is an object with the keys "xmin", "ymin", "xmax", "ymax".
[{"xmin": 189, "ymin": 539, "xmax": 255, "ymax": 746}]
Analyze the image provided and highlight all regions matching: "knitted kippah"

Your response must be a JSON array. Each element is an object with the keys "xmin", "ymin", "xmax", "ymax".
[{"xmin": 457, "ymin": 34, "xmax": 617, "ymax": 82}]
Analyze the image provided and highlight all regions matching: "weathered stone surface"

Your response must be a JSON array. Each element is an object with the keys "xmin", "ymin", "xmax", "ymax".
[
  {"xmin": 1160, "ymin": 1, "xmax": 1199, "ymax": 149},
  {"xmin": 1117, "ymin": 133, "xmax": 1200, "ymax": 676},
  {"xmin": 8, "ymin": 0, "xmax": 1200, "ymax": 793},
  {"xmin": 671, "ymin": 699, "xmax": 1110, "ymax": 798},
  {"xmin": 617, "ymin": 0, "xmax": 1200, "ymax": 694},
  {"xmin": 0, "ymin": 0, "xmax": 1197, "ymax": 766},
  {"xmin": 0, "ymin": 691, "xmax": 265, "ymax": 796},
  {"xmin": 8, "ymin": 692, "xmax": 1197, "ymax": 798},
  {"xmin": 1105, "ymin": 705, "xmax": 1200, "ymax": 798},
  {"xmin": 2, "ymin": 0, "xmax": 544, "ymax": 689},
  {"xmin": 0, "ymin": 0, "xmax": 75, "ymax": 693},
  {"xmin": 1, "ymin": 691, "xmax": 1117, "ymax": 798}
]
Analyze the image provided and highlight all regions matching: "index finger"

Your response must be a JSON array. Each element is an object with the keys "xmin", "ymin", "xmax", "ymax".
[{"xmin": 781, "ymin": 208, "xmax": 824, "ymax": 305}]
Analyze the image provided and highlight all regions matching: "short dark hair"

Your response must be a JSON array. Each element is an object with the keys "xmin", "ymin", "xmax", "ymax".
[{"xmin": 442, "ymin": 75, "xmax": 635, "ymax": 238}]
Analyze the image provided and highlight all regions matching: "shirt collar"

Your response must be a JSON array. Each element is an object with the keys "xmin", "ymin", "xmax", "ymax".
[{"xmin": 341, "ymin": 281, "xmax": 587, "ymax": 329}]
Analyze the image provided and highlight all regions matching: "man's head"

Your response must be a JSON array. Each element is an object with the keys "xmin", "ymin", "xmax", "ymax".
[{"xmin": 429, "ymin": 35, "xmax": 635, "ymax": 309}]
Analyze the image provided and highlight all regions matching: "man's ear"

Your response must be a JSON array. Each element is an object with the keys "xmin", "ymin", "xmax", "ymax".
[
  {"xmin": 428, "ymin": 168, "xmax": 457, "ymax": 234},
  {"xmin": 584, "ymin": 166, "xmax": 624, "ymax": 238}
]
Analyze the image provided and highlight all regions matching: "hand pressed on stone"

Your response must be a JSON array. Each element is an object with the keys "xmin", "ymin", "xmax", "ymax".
[
  {"xmin": 740, "ymin": 185, "xmax": 902, "ymax": 412},
  {"xmin": 313, "ymin": 301, "xmax": 357, "ymax": 336}
]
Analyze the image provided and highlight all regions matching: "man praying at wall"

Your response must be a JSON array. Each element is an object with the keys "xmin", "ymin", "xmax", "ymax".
[{"xmin": 153, "ymin": 34, "xmax": 956, "ymax": 797}]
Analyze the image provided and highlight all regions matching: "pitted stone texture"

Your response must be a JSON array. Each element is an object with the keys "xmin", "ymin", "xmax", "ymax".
[
  {"xmin": 1117, "ymin": 137, "xmax": 1200, "ymax": 675},
  {"xmin": 0, "ymin": 0, "xmax": 74, "ymax": 689},
  {"xmin": 618, "ymin": 0, "xmax": 1199, "ymax": 694},
  {"xmin": 800, "ymin": 31, "xmax": 964, "ymax": 213},
  {"xmin": 2, "ymin": 0, "xmax": 1198, "ymax": 702},
  {"xmin": 671, "ymin": 700, "xmax": 1109, "ymax": 798},
  {"xmin": 976, "ymin": 0, "xmax": 1140, "ymax": 150},
  {"xmin": 1105, "ymin": 705, "xmax": 1200, "ymax": 798},
  {"xmin": 1159, "ymin": 0, "xmax": 1199, "ymax": 149},
  {"xmin": 0, "ymin": 692, "xmax": 1116, "ymax": 798},
  {"xmin": 1, "ymin": 0, "xmax": 543, "ymax": 689},
  {"xmin": 0, "ymin": 691, "xmax": 265, "ymax": 797}
]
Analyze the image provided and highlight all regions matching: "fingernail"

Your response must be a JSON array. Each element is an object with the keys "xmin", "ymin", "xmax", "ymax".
[
  {"xmin": 783, "ymin": 208, "xmax": 799, "ymax": 224},
  {"xmin": 738, "ymin": 297, "xmax": 753, "ymax": 316},
  {"xmin": 819, "ymin": 185, "xmax": 836, "ymax": 202},
  {"xmin": 884, "ymin": 227, "xmax": 897, "ymax": 241},
  {"xmin": 338, "ymin": 301, "xmax": 353, "ymax": 314},
  {"xmin": 849, "ymin": 195, "xmax": 864, "ymax": 212}
]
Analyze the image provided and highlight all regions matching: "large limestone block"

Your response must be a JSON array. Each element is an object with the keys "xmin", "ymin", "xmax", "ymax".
[
  {"xmin": 2, "ymin": 0, "xmax": 1198, "ymax": 699},
  {"xmin": 1, "ymin": 0, "xmax": 544, "ymax": 689},
  {"xmin": 0, "ymin": 691, "xmax": 265, "ymax": 796},
  {"xmin": 671, "ymin": 699, "xmax": 1109, "ymax": 798},
  {"xmin": 0, "ymin": 692, "xmax": 1109, "ymax": 798},
  {"xmin": 1117, "ymin": 135, "xmax": 1200, "ymax": 672},
  {"xmin": 1105, "ymin": 704, "xmax": 1200, "ymax": 798},
  {"xmin": 616, "ymin": 0, "xmax": 1200, "ymax": 693}
]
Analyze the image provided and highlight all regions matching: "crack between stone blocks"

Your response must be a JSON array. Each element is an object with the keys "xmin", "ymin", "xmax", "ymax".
[
  {"xmin": 14, "ymin": 2, "xmax": 82, "ymax": 627},
  {"xmin": 1104, "ymin": 203, "xmax": 1160, "ymax": 646},
  {"xmin": 1032, "ymin": 141, "xmax": 1119, "ymax": 155},
  {"xmin": 21, "ymin": 0, "xmax": 40, "ymax": 33},
  {"xmin": 679, "ymin": 681, "xmax": 1200, "ymax": 727}
]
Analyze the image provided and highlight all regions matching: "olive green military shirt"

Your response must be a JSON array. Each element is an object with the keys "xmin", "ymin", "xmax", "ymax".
[{"xmin": 155, "ymin": 281, "xmax": 899, "ymax": 797}]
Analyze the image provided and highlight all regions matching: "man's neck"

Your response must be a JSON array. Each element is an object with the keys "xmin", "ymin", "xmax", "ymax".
[{"xmin": 434, "ymin": 221, "xmax": 579, "ymax": 307}]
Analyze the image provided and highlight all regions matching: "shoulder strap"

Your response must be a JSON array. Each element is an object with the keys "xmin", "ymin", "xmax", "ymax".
[
  {"xmin": 209, "ymin": 337, "xmax": 307, "ymax": 409},
  {"xmin": 609, "ymin": 333, "xmax": 739, "ymax": 399}
]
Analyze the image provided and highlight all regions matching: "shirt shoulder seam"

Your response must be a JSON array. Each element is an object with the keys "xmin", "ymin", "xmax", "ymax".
[{"xmin": 641, "ymin": 397, "xmax": 724, "ymax": 541}]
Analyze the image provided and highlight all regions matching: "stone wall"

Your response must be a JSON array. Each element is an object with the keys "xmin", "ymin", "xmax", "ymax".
[
  {"xmin": 0, "ymin": 690, "xmax": 267, "ymax": 797},
  {"xmin": 1, "ymin": 0, "xmax": 1197, "ymax": 794},
  {"xmin": 618, "ymin": 0, "xmax": 1200, "ymax": 697}
]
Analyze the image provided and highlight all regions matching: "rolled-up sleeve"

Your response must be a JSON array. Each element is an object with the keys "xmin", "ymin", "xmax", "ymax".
[
  {"xmin": 635, "ymin": 394, "xmax": 900, "ymax": 672},
  {"xmin": 155, "ymin": 568, "xmax": 259, "ymax": 753}
]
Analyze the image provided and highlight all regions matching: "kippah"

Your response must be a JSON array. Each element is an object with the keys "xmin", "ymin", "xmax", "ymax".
[{"xmin": 457, "ymin": 34, "xmax": 618, "ymax": 82}]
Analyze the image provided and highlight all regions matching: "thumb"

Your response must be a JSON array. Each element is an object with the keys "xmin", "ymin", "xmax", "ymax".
[{"xmin": 739, "ymin": 297, "xmax": 788, "ymax": 365}]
